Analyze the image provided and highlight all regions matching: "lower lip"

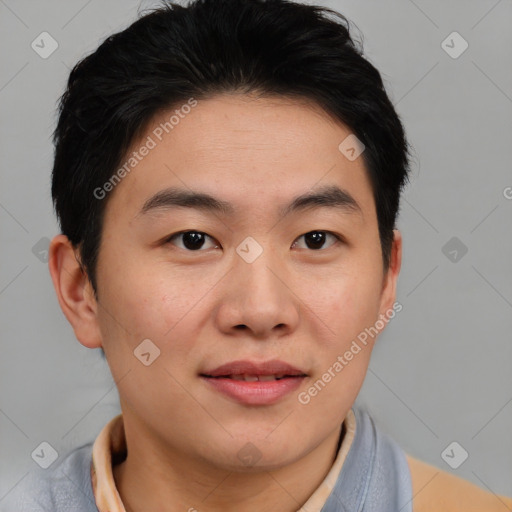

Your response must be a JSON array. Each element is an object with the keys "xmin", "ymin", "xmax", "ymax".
[{"xmin": 201, "ymin": 376, "xmax": 306, "ymax": 405}]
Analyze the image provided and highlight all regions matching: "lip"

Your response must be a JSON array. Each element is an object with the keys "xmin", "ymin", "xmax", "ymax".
[
  {"xmin": 200, "ymin": 359, "xmax": 308, "ymax": 406},
  {"xmin": 201, "ymin": 359, "xmax": 307, "ymax": 377},
  {"xmin": 201, "ymin": 375, "xmax": 306, "ymax": 405}
]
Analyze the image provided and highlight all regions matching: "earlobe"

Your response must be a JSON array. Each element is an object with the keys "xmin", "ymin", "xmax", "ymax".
[
  {"xmin": 379, "ymin": 229, "xmax": 402, "ymax": 317},
  {"xmin": 48, "ymin": 234, "xmax": 103, "ymax": 349}
]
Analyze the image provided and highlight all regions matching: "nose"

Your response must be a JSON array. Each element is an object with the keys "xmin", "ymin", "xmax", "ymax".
[{"xmin": 214, "ymin": 245, "xmax": 300, "ymax": 340}]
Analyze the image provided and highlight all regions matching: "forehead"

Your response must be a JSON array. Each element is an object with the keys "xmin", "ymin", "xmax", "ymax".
[{"xmin": 103, "ymin": 94, "xmax": 375, "ymax": 225}]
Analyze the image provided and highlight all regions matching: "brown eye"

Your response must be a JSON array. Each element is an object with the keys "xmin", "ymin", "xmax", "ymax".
[
  {"xmin": 292, "ymin": 231, "xmax": 341, "ymax": 250},
  {"xmin": 166, "ymin": 231, "xmax": 219, "ymax": 251}
]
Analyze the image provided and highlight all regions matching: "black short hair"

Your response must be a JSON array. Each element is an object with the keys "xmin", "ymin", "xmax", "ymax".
[{"xmin": 52, "ymin": 0, "xmax": 411, "ymax": 301}]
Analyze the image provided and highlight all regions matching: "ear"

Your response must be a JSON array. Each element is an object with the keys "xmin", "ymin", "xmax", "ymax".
[
  {"xmin": 378, "ymin": 229, "xmax": 402, "ymax": 317},
  {"xmin": 48, "ymin": 234, "xmax": 103, "ymax": 349}
]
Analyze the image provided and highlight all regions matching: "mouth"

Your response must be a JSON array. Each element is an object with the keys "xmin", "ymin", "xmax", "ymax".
[
  {"xmin": 201, "ymin": 373, "xmax": 305, "ymax": 381},
  {"xmin": 199, "ymin": 360, "xmax": 308, "ymax": 405},
  {"xmin": 200, "ymin": 359, "xmax": 308, "ymax": 379}
]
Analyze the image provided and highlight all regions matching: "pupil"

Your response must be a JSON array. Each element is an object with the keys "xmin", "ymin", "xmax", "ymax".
[
  {"xmin": 305, "ymin": 231, "xmax": 325, "ymax": 250},
  {"xmin": 183, "ymin": 231, "xmax": 205, "ymax": 250}
]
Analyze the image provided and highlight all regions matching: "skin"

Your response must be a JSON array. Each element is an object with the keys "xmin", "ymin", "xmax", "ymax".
[{"xmin": 49, "ymin": 93, "xmax": 402, "ymax": 512}]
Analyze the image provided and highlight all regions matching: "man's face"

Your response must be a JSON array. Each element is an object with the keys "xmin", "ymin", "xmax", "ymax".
[{"xmin": 90, "ymin": 94, "xmax": 400, "ymax": 470}]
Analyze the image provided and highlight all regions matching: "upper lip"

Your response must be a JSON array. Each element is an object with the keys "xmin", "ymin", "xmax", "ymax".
[{"xmin": 201, "ymin": 359, "xmax": 307, "ymax": 377}]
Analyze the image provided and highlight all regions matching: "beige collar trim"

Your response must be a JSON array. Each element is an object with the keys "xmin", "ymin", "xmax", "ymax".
[{"xmin": 90, "ymin": 409, "xmax": 357, "ymax": 512}]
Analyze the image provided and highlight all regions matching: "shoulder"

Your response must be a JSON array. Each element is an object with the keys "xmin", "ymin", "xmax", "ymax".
[
  {"xmin": 0, "ymin": 443, "xmax": 97, "ymax": 512},
  {"xmin": 406, "ymin": 454, "xmax": 512, "ymax": 512}
]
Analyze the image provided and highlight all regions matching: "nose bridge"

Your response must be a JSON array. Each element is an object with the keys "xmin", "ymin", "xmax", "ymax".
[
  {"xmin": 215, "ymin": 234, "xmax": 299, "ymax": 337},
  {"xmin": 234, "ymin": 234, "xmax": 287, "ymax": 304}
]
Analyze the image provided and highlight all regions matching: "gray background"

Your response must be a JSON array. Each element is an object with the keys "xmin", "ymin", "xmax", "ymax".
[{"xmin": 1, "ymin": 0, "xmax": 511, "ymax": 504}]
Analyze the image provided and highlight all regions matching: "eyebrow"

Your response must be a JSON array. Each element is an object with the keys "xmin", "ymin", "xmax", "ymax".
[{"xmin": 137, "ymin": 184, "xmax": 362, "ymax": 219}]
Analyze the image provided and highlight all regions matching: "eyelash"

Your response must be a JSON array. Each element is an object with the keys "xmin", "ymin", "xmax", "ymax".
[{"xmin": 163, "ymin": 230, "xmax": 344, "ymax": 252}]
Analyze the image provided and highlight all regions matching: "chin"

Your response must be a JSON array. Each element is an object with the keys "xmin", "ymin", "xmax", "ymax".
[{"xmin": 201, "ymin": 438, "xmax": 306, "ymax": 473}]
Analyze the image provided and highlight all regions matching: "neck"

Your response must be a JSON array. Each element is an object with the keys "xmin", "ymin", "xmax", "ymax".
[{"xmin": 113, "ymin": 420, "xmax": 344, "ymax": 512}]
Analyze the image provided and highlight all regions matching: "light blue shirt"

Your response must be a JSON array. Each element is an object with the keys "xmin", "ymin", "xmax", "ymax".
[{"xmin": 0, "ymin": 407, "xmax": 412, "ymax": 511}]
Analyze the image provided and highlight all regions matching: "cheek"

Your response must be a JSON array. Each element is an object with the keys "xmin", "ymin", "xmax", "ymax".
[
  {"xmin": 297, "ymin": 263, "xmax": 383, "ymax": 347},
  {"xmin": 114, "ymin": 278, "xmax": 191, "ymax": 339},
  {"xmin": 101, "ymin": 263, "xmax": 217, "ymax": 364}
]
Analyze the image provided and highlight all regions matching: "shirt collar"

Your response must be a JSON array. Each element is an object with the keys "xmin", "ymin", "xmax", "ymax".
[{"xmin": 91, "ymin": 409, "xmax": 357, "ymax": 512}]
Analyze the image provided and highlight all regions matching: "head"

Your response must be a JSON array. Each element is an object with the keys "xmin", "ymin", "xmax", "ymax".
[{"xmin": 49, "ymin": 0, "xmax": 409, "ymax": 472}]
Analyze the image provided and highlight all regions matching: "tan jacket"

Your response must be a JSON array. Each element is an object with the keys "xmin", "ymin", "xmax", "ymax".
[{"xmin": 408, "ymin": 455, "xmax": 512, "ymax": 511}]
